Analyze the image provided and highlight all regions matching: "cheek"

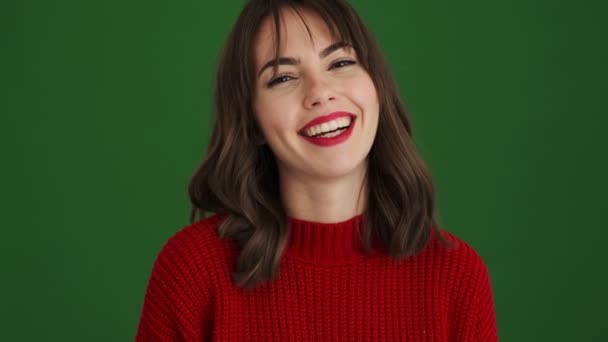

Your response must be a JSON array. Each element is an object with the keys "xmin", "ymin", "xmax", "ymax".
[
  {"xmin": 254, "ymin": 95, "xmax": 298, "ymax": 136},
  {"xmin": 365, "ymin": 77, "xmax": 379, "ymax": 105},
  {"xmin": 255, "ymin": 84, "xmax": 288, "ymax": 141},
  {"xmin": 351, "ymin": 76, "xmax": 379, "ymax": 110}
]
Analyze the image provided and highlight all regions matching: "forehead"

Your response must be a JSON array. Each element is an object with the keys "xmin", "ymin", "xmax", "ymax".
[{"xmin": 253, "ymin": 7, "xmax": 337, "ymax": 67}]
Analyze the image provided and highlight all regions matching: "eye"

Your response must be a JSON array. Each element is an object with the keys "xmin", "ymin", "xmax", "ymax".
[
  {"xmin": 267, "ymin": 75, "xmax": 296, "ymax": 87},
  {"xmin": 330, "ymin": 59, "xmax": 357, "ymax": 69}
]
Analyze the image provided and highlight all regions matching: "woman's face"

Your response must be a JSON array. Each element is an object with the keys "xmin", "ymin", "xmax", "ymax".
[{"xmin": 253, "ymin": 7, "xmax": 379, "ymax": 182}]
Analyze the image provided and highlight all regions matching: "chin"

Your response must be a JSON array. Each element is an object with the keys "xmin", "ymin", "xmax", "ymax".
[{"xmin": 310, "ymin": 159, "xmax": 367, "ymax": 181}]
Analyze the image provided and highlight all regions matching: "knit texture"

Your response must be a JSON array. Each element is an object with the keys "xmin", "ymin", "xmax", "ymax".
[{"xmin": 136, "ymin": 214, "xmax": 498, "ymax": 341}]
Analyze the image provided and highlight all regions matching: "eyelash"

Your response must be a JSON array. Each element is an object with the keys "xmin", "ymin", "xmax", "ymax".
[{"xmin": 266, "ymin": 59, "xmax": 357, "ymax": 87}]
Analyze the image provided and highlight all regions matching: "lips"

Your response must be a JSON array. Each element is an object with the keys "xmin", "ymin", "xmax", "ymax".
[
  {"xmin": 298, "ymin": 111, "xmax": 356, "ymax": 135},
  {"xmin": 297, "ymin": 111, "xmax": 357, "ymax": 147}
]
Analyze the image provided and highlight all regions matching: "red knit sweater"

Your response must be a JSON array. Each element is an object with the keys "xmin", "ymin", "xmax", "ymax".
[{"xmin": 136, "ymin": 214, "xmax": 498, "ymax": 341}]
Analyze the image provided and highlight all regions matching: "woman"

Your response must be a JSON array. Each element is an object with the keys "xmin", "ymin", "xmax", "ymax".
[{"xmin": 136, "ymin": 0, "xmax": 498, "ymax": 341}]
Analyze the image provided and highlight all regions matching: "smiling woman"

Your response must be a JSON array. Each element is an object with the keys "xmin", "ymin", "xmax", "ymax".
[
  {"xmin": 136, "ymin": 1, "xmax": 498, "ymax": 341},
  {"xmin": 253, "ymin": 7, "xmax": 379, "ymax": 202}
]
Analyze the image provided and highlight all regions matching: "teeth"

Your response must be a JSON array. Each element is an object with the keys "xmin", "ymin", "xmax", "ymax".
[
  {"xmin": 317, "ymin": 127, "xmax": 347, "ymax": 138},
  {"xmin": 304, "ymin": 117, "xmax": 352, "ymax": 137}
]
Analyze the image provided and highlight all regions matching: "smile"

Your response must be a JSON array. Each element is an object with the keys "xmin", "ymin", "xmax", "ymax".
[
  {"xmin": 299, "ymin": 114, "xmax": 356, "ymax": 147},
  {"xmin": 302, "ymin": 116, "xmax": 352, "ymax": 137}
]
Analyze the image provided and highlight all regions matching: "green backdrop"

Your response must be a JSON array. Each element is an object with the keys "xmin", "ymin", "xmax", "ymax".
[{"xmin": 1, "ymin": 0, "xmax": 606, "ymax": 340}]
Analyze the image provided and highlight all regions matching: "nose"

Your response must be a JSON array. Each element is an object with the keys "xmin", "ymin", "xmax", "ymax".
[{"xmin": 303, "ymin": 75, "xmax": 336, "ymax": 109}]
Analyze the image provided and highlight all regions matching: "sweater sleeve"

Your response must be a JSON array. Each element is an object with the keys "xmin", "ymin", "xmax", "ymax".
[
  {"xmin": 136, "ymin": 227, "xmax": 213, "ymax": 341},
  {"xmin": 454, "ymin": 247, "xmax": 498, "ymax": 342},
  {"xmin": 471, "ymin": 257, "xmax": 498, "ymax": 341}
]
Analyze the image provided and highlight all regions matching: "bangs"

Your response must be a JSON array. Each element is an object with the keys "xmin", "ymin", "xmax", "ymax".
[{"xmin": 265, "ymin": 1, "xmax": 368, "ymax": 75}]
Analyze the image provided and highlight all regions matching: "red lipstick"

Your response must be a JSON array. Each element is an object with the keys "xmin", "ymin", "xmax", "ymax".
[
  {"xmin": 299, "ymin": 111, "xmax": 355, "ymax": 132},
  {"xmin": 299, "ymin": 111, "xmax": 356, "ymax": 147}
]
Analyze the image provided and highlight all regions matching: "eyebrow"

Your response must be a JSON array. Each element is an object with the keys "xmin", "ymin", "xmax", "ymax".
[{"xmin": 257, "ymin": 41, "xmax": 350, "ymax": 78}]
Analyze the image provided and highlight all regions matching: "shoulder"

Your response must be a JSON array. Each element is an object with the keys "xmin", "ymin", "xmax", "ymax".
[
  {"xmin": 427, "ymin": 228, "xmax": 489, "ymax": 268},
  {"xmin": 422, "ymin": 227, "xmax": 493, "ymax": 292},
  {"xmin": 426, "ymin": 229, "xmax": 498, "ymax": 339},
  {"xmin": 163, "ymin": 214, "xmax": 228, "ymax": 252},
  {"xmin": 151, "ymin": 214, "xmax": 236, "ymax": 279},
  {"xmin": 138, "ymin": 215, "xmax": 231, "ymax": 339}
]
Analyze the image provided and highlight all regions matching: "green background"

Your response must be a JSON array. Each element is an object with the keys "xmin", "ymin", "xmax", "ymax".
[{"xmin": 1, "ymin": 0, "xmax": 606, "ymax": 340}]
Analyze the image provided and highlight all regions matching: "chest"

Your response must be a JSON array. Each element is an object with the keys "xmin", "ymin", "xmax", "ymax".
[{"xmin": 209, "ymin": 260, "xmax": 455, "ymax": 341}]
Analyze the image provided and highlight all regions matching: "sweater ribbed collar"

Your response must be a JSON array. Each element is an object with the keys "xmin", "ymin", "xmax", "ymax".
[{"xmin": 284, "ymin": 214, "xmax": 378, "ymax": 264}]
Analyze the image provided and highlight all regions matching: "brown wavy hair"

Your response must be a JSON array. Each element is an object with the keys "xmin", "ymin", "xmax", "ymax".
[{"xmin": 188, "ymin": 0, "xmax": 450, "ymax": 289}]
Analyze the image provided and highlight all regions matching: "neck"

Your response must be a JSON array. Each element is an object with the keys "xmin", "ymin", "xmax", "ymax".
[
  {"xmin": 285, "ymin": 213, "xmax": 379, "ymax": 263},
  {"xmin": 278, "ymin": 163, "xmax": 368, "ymax": 223}
]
